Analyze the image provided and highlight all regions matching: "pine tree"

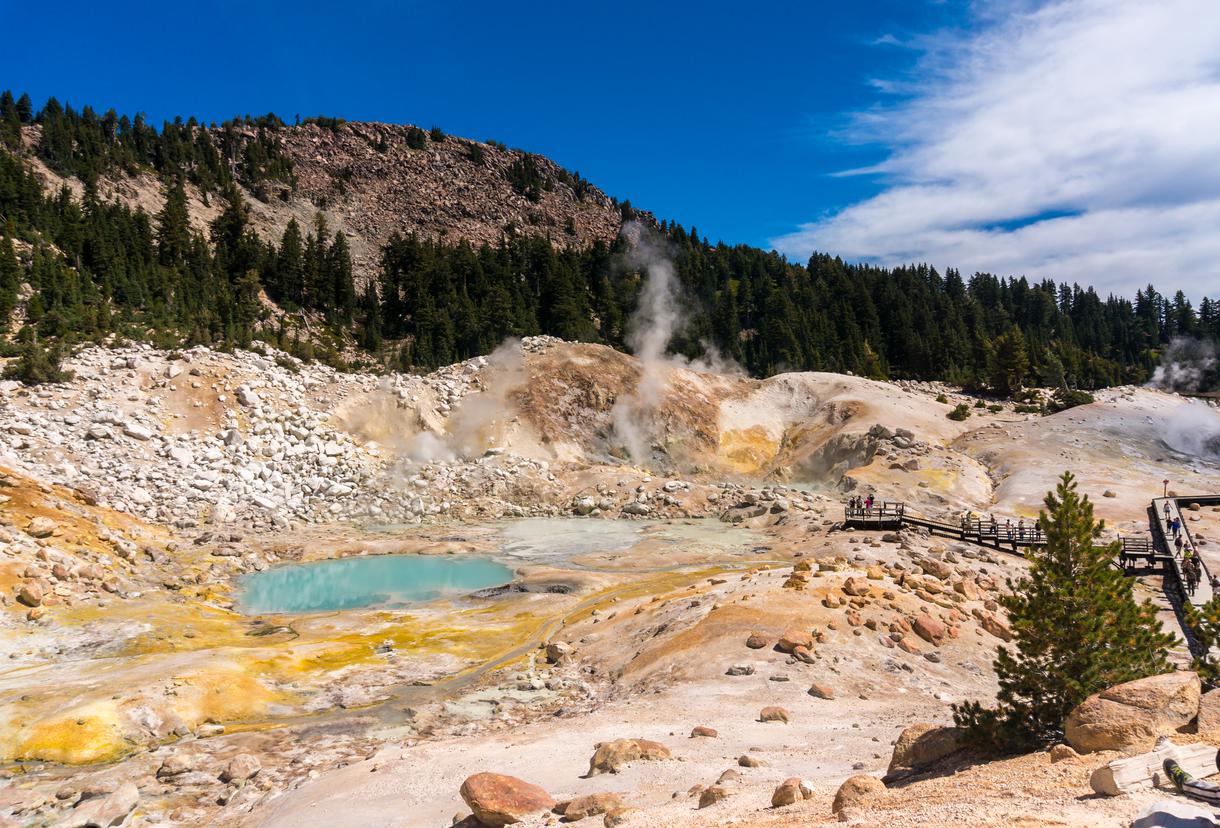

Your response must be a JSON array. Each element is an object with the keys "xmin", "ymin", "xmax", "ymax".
[
  {"xmin": 1185, "ymin": 597, "xmax": 1220, "ymax": 687},
  {"xmin": 986, "ymin": 325, "xmax": 1029, "ymax": 397},
  {"xmin": 953, "ymin": 472, "xmax": 1174, "ymax": 752},
  {"xmin": 155, "ymin": 179, "xmax": 191, "ymax": 268},
  {"xmin": 3, "ymin": 332, "xmax": 74, "ymax": 385},
  {"xmin": 0, "ymin": 235, "xmax": 20, "ymax": 329}
]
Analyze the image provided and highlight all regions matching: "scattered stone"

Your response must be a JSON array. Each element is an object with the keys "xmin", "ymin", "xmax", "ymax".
[
  {"xmin": 556, "ymin": 792, "xmax": 624, "ymax": 822},
  {"xmin": 746, "ymin": 633, "xmax": 769, "ymax": 649},
  {"xmin": 1049, "ymin": 744, "xmax": 1078, "ymax": 763},
  {"xmin": 690, "ymin": 726, "xmax": 718, "ymax": 738},
  {"xmin": 808, "ymin": 683, "xmax": 835, "ymax": 700},
  {"xmin": 771, "ymin": 777, "xmax": 813, "ymax": 808},
  {"xmin": 759, "ymin": 706, "xmax": 790, "ymax": 723}
]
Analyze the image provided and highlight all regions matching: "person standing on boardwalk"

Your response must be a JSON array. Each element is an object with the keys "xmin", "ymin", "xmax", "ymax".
[
  {"xmin": 1165, "ymin": 501, "xmax": 1173, "ymax": 520},
  {"xmin": 1175, "ymin": 533, "xmax": 1184, "ymax": 555}
]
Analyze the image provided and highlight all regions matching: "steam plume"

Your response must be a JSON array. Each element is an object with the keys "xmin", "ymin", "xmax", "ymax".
[
  {"xmin": 1149, "ymin": 337, "xmax": 1218, "ymax": 393},
  {"xmin": 609, "ymin": 222, "xmax": 743, "ymax": 464}
]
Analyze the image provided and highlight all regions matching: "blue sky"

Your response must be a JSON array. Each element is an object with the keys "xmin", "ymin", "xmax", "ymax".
[
  {"xmin": 3, "ymin": 1, "xmax": 1218, "ymax": 296},
  {"xmin": 0, "ymin": 1, "xmax": 961, "ymax": 246}
]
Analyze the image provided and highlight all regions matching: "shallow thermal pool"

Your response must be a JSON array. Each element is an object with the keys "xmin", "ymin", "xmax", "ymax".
[
  {"xmin": 238, "ymin": 555, "xmax": 513, "ymax": 614},
  {"xmin": 239, "ymin": 517, "xmax": 760, "ymax": 613}
]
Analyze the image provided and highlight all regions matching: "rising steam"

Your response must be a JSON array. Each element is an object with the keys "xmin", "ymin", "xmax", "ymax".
[
  {"xmin": 445, "ymin": 338, "xmax": 527, "ymax": 458},
  {"xmin": 1149, "ymin": 337, "xmax": 1219, "ymax": 393},
  {"xmin": 1163, "ymin": 400, "xmax": 1220, "ymax": 464},
  {"xmin": 610, "ymin": 222, "xmax": 743, "ymax": 464}
]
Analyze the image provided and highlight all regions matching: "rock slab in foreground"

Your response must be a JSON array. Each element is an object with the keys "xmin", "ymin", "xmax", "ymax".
[
  {"xmin": 459, "ymin": 772, "xmax": 556, "ymax": 826},
  {"xmin": 1064, "ymin": 671, "xmax": 1200, "ymax": 754}
]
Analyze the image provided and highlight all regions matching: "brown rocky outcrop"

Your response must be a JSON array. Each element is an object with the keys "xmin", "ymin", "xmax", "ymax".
[
  {"xmin": 586, "ymin": 739, "xmax": 671, "ymax": 776},
  {"xmin": 1064, "ymin": 671, "xmax": 1200, "ymax": 754},
  {"xmin": 460, "ymin": 772, "xmax": 556, "ymax": 826}
]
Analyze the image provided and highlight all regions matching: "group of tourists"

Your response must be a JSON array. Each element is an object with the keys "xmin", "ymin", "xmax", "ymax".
[
  {"xmin": 959, "ymin": 511, "xmax": 1044, "ymax": 543},
  {"xmin": 1163, "ymin": 500, "xmax": 1206, "ymax": 596},
  {"xmin": 847, "ymin": 494, "xmax": 876, "ymax": 513}
]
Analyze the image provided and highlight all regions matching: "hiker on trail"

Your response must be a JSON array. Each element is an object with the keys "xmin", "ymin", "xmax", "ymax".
[
  {"xmin": 1172, "ymin": 517, "xmax": 1181, "ymax": 538},
  {"xmin": 1175, "ymin": 534, "xmax": 1184, "ymax": 554},
  {"xmin": 1165, "ymin": 758, "xmax": 1220, "ymax": 807},
  {"xmin": 1165, "ymin": 501, "xmax": 1173, "ymax": 520}
]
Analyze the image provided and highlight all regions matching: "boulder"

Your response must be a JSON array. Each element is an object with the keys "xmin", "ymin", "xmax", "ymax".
[
  {"xmin": 61, "ymin": 782, "xmax": 138, "ymax": 828},
  {"xmin": 912, "ymin": 615, "xmax": 946, "ymax": 645},
  {"xmin": 920, "ymin": 558, "xmax": 954, "ymax": 580},
  {"xmin": 885, "ymin": 723, "xmax": 962, "ymax": 780},
  {"xmin": 25, "ymin": 516, "xmax": 56, "ymax": 538},
  {"xmin": 808, "ymin": 682, "xmax": 835, "ymax": 700},
  {"xmin": 603, "ymin": 808, "xmax": 635, "ymax": 827},
  {"xmin": 1048, "ymin": 744, "xmax": 1078, "ymax": 763},
  {"xmin": 587, "ymin": 739, "xmax": 671, "ymax": 776},
  {"xmin": 460, "ymin": 773, "xmax": 556, "ymax": 826},
  {"xmin": 771, "ymin": 777, "xmax": 813, "ymax": 807},
  {"xmin": 832, "ymin": 774, "xmax": 886, "ymax": 815},
  {"xmin": 157, "ymin": 753, "xmax": 196, "ymax": 779},
  {"xmin": 759, "ymin": 706, "xmax": 790, "ymax": 723},
  {"xmin": 545, "ymin": 642, "xmax": 573, "ymax": 664},
  {"xmin": 1064, "ymin": 672, "xmax": 1201, "ymax": 754},
  {"xmin": 738, "ymin": 754, "xmax": 767, "ymax": 768},
  {"xmin": 697, "ymin": 786, "xmax": 729, "ymax": 809},
  {"xmin": 1197, "ymin": 687, "xmax": 1220, "ymax": 740},
  {"xmin": 842, "ymin": 576, "xmax": 871, "ymax": 596},
  {"xmin": 776, "ymin": 629, "xmax": 813, "ymax": 653},
  {"xmin": 745, "ymin": 633, "xmax": 769, "ymax": 649},
  {"xmin": 556, "ymin": 792, "xmax": 623, "ymax": 822},
  {"xmin": 220, "ymin": 753, "xmax": 261, "ymax": 782},
  {"xmin": 978, "ymin": 612, "xmax": 1013, "ymax": 642},
  {"xmin": 16, "ymin": 581, "xmax": 43, "ymax": 607},
  {"xmin": 690, "ymin": 726, "xmax": 718, "ymax": 738}
]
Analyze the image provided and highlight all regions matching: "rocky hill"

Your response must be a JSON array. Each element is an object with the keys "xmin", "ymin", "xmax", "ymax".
[{"xmin": 16, "ymin": 119, "xmax": 636, "ymax": 283}]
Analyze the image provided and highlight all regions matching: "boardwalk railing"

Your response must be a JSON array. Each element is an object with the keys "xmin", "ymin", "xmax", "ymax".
[{"xmin": 843, "ymin": 501, "xmax": 1046, "ymax": 551}]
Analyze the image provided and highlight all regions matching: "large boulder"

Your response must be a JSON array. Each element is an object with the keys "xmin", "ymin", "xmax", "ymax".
[
  {"xmin": 460, "ymin": 773, "xmax": 556, "ymax": 826},
  {"xmin": 833, "ymin": 775, "xmax": 886, "ymax": 815},
  {"xmin": 586, "ymin": 739, "xmax": 671, "ymax": 776},
  {"xmin": 1064, "ymin": 672, "xmax": 1200, "ymax": 754},
  {"xmin": 885, "ymin": 723, "xmax": 962, "ymax": 780}
]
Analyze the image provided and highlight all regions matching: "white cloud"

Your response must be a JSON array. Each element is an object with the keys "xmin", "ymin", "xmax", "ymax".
[{"xmin": 772, "ymin": 0, "xmax": 1220, "ymax": 298}]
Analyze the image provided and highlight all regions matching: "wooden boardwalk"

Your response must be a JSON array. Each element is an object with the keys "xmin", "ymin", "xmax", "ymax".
[{"xmin": 843, "ymin": 495, "xmax": 1220, "ymax": 656}]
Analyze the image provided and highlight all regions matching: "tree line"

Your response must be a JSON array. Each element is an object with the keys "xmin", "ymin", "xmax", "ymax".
[{"xmin": 2, "ymin": 92, "xmax": 1219, "ymax": 392}]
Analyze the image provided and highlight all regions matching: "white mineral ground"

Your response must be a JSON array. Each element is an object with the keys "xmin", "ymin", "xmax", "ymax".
[{"xmin": 0, "ymin": 336, "xmax": 1218, "ymax": 826}]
